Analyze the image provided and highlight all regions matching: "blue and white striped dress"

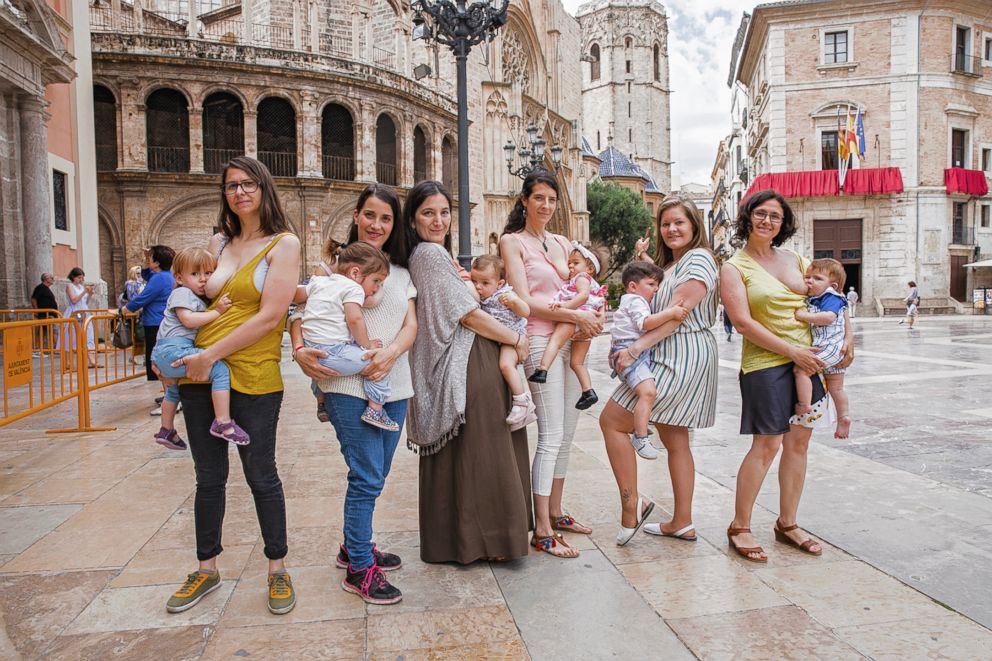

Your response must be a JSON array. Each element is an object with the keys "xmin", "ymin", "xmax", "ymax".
[{"xmin": 611, "ymin": 248, "xmax": 719, "ymax": 428}]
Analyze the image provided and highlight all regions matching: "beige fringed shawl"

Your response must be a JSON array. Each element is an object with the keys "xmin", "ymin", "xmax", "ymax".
[{"xmin": 406, "ymin": 242, "xmax": 479, "ymax": 455}]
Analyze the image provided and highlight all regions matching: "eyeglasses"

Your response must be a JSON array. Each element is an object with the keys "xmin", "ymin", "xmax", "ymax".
[
  {"xmin": 223, "ymin": 180, "xmax": 259, "ymax": 195},
  {"xmin": 752, "ymin": 210, "xmax": 784, "ymax": 224}
]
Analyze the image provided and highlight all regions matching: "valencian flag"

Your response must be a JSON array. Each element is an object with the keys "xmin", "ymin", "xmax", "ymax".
[
  {"xmin": 855, "ymin": 105, "xmax": 866, "ymax": 159},
  {"xmin": 846, "ymin": 106, "xmax": 859, "ymax": 165}
]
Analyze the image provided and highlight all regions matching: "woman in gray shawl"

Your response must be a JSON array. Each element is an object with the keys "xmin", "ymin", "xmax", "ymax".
[{"xmin": 393, "ymin": 180, "xmax": 535, "ymax": 564}]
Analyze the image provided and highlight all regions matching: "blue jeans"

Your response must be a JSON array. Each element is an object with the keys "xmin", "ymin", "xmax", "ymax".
[
  {"xmin": 306, "ymin": 340, "xmax": 390, "ymax": 405},
  {"xmin": 610, "ymin": 340, "xmax": 653, "ymax": 389},
  {"xmin": 152, "ymin": 336, "xmax": 231, "ymax": 403},
  {"xmin": 324, "ymin": 393, "xmax": 407, "ymax": 570}
]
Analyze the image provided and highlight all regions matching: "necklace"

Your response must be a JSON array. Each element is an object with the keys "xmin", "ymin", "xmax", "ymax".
[{"xmin": 525, "ymin": 227, "xmax": 549, "ymax": 252}]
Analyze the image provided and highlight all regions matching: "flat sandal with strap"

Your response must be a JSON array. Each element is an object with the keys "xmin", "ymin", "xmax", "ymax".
[
  {"xmin": 551, "ymin": 514, "xmax": 592, "ymax": 535},
  {"xmin": 531, "ymin": 532, "xmax": 578, "ymax": 559},
  {"xmin": 774, "ymin": 520, "xmax": 822, "ymax": 556},
  {"xmin": 727, "ymin": 526, "xmax": 767, "ymax": 563}
]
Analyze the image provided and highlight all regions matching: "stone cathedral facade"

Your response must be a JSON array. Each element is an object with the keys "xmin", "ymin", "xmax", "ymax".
[
  {"xmin": 577, "ymin": 0, "xmax": 672, "ymax": 193},
  {"xmin": 89, "ymin": 0, "xmax": 588, "ymax": 301}
]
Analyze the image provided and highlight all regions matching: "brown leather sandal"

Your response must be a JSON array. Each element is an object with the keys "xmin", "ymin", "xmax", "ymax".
[
  {"xmin": 727, "ymin": 526, "xmax": 768, "ymax": 563},
  {"xmin": 531, "ymin": 532, "xmax": 579, "ymax": 559},
  {"xmin": 773, "ymin": 520, "xmax": 822, "ymax": 556}
]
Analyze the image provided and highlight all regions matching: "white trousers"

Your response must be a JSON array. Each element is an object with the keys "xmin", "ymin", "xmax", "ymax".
[{"xmin": 525, "ymin": 335, "xmax": 581, "ymax": 497}]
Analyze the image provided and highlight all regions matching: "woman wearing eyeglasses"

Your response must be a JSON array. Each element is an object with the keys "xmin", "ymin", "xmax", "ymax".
[
  {"xmin": 719, "ymin": 190, "xmax": 853, "ymax": 563},
  {"xmin": 163, "ymin": 156, "xmax": 301, "ymax": 616}
]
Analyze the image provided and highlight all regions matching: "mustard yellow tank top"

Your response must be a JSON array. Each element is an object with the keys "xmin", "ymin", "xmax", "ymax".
[
  {"xmin": 728, "ymin": 248, "xmax": 811, "ymax": 374},
  {"xmin": 193, "ymin": 233, "xmax": 290, "ymax": 394}
]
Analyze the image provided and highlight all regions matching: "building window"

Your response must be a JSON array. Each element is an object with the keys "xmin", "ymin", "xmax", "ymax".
[
  {"xmin": 821, "ymin": 131, "xmax": 839, "ymax": 170},
  {"xmin": 951, "ymin": 129, "xmax": 968, "ymax": 168},
  {"xmin": 627, "ymin": 81, "xmax": 631, "ymax": 94},
  {"xmin": 441, "ymin": 135, "xmax": 456, "ymax": 192},
  {"xmin": 93, "ymin": 85, "xmax": 117, "ymax": 171},
  {"xmin": 982, "ymin": 205, "xmax": 990, "ymax": 229},
  {"xmin": 413, "ymin": 125, "xmax": 428, "ymax": 183},
  {"xmin": 321, "ymin": 103, "xmax": 355, "ymax": 180},
  {"xmin": 954, "ymin": 26, "xmax": 972, "ymax": 73},
  {"xmin": 257, "ymin": 97, "xmax": 297, "ymax": 177},
  {"xmin": 589, "ymin": 43, "xmax": 600, "ymax": 81},
  {"xmin": 824, "ymin": 30, "xmax": 848, "ymax": 64},
  {"xmin": 52, "ymin": 170, "xmax": 68, "ymax": 231},
  {"xmin": 596, "ymin": 130, "xmax": 600, "ymax": 151},
  {"xmin": 202, "ymin": 92, "xmax": 244, "ymax": 174},
  {"xmin": 625, "ymin": 59, "xmax": 632, "ymax": 74},
  {"xmin": 982, "ymin": 148, "xmax": 991, "ymax": 173},
  {"xmin": 145, "ymin": 88, "xmax": 190, "ymax": 173},
  {"xmin": 628, "ymin": 128, "xmax": 632, "ymax": 142},
  {"xmin": 653, "ymin": 43, "xmax": 660, "ymax": 82},
  {"xmin": 628, "ymin": 102, "xmax": 631, "ymax": 118},
  {"xmin": 953, "ymin": 202, "xmax": 968, "ymax": 244},
  {"xmin": 375, "ymin": 114, "xmax": 398, "ymax": 186},
  {"xmin": 985, "ymin": 36, "xmax": 992, "ymax": 63}
]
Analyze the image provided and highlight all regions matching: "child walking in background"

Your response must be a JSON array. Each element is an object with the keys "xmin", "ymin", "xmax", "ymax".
[
  {"xmin": 899, "ymin": 280, "xmax": 920, "ymax": 328},
  {"xmin": 610, "ymin": 261, "xmax": 689, "ymax": 459},
  {"xmin": 299, "ymin": 241, "xmax": 399, "ymax": 432},
  {"xmin": 150, "ymin": 247, "xmax": 246, "ymax": 450},
  {"xmin": 470, "ymin": 255, "xmax": 536, "ymax": 430},
  {"xmin": 794, "ymin": 258, "xmax": 852, "ymax": 439},
  {"xmin": 528, "ymin": 242, "xmax": 609, "ymax": 410}
]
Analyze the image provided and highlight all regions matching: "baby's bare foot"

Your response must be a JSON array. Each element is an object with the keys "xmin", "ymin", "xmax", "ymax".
[{"xmin": 834, "ymin": 415, "xmax": 852, "ymax": 439}]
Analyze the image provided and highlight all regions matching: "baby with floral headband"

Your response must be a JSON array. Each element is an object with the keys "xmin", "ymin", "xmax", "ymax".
[{"xmin": 528, "ymin": 241, "xmax": 609, "ymax": 410}]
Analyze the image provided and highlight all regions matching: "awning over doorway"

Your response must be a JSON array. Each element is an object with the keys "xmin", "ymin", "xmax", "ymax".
[
  {"xmin": 964, "ymin": 259, "xmax": 992, "ymax": 268},
  {"xmin": 741, "ymin": 167, "xmax": 904, "ymax": 202},
  {"xmin": 944, "ymin": 168, "xmax": 989, "ymax": 196}
]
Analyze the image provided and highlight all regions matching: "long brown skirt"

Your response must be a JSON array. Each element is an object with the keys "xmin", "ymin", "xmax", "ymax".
[{"xmin": 419, "ymin": 337, "xmax": 534, "ymax": 564}]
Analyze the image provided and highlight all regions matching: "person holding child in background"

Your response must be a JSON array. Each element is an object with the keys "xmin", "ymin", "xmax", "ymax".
[
  {"xmin": 470, "ymin": 254, "xmax": 536, "ymax": 430},
  {"xmin": 609, "ymin": 261, "xmax": 689, "ymax": 461},
  {"xmin": 528, "ymin": 241, "xmax": 609, "ymax": 412},
  {"xmin": 793, "ymin": 258, "xmax": 852, "ymax": 439},
  {"xmin": 150, "ymin": 247, "xmax": 246, "ymax": 450}
]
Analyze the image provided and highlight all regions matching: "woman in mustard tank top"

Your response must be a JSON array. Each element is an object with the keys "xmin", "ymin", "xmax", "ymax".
[
  {"xmin": 165, "ymin": 157, "xmax": 301, "ymax": 616},
  {"xmin": 720, "ymin": 190, "xmax": 853, "ymax": 563}
]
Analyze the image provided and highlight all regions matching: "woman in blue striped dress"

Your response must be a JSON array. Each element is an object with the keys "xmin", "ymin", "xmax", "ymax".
[{"xmin": 600, "ymin": 194, "xmax": 719, "ymax": 544}]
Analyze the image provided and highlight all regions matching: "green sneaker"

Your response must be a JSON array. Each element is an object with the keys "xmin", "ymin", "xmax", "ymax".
[
  {"xmin": 166, "ymin": 571, "xmax": 221, "ymax": 613},
  {"xmin": 268, "ymin": 571, "xmax": 296, "ymax": 614}
]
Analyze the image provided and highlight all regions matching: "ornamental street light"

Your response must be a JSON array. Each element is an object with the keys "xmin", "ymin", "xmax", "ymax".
[
  {"xmin": 412, "ymin": 0, "xmax": 511, "ymax": 268},
  {"xmin": 504, "ymin": 122, "xmax": 564, "ymax": 179}
]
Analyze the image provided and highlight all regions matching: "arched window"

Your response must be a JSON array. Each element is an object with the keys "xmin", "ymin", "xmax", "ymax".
[
  {"xmin": 93, "ymin": 85, "xmax": 117, "ymax": 171},
  {"xmin": 625, "ymin": 36, "xmax": 633, "ymax": 75},
  {"xmin": 257, "ymin": 97, "xmax": 297, "ymax": 177},
  {"xmin": 375, "ymin": 113, "xmax": 398, "ymax": 186},
  {"xmin": 322, "ymin": 103, "xmax": 355, "ymax": 180},
  {"xmin": 590, "ymin": 43, "xmax": 601, "ymax": 81},
  {"xmin": 146, "ymin": 88, "xmax": 189, "ymax": 173},
  {"xmin": 202, "ymin": 92, "xmax": 244, "ymax": 174},
  {"xmin": 625, "ymin": 37, "xmax": 633, "ymax": 49},
  {"xmin": 441, "ymin": 135, "xmax": 456, "ymax": 192},
  {"xmin": 653, "ymin": 43, "xmax": 661, "ymax": 82},
  {"xmin": 413, "ymin": 125, "xmax": 428, "ymax": 183}
]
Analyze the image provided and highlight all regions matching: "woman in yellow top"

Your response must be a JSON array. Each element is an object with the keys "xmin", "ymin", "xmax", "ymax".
[
  {"xmin": 165, "ymin": 157, "xmax": 300, "ymax": 616},
  {"xmin": 720, "ymin": 190, "xmax": 852, "ymax": 563}
]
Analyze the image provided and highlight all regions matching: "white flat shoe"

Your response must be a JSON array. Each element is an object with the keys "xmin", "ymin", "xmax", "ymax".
[
  {"xmin": 644, "ymin": 523, "xmax": 697, "ymax": 541},
  {"xmin": 616, "ymin": 498, "xmax": 655, "ymax": 546}
]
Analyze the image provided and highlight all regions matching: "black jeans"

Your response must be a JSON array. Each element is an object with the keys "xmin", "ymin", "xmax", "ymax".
[
  {"xmin": 144, "ymin": 325, "xmax": 160, "ymax": 381},
  {"xmin": 179, "ymin": 383, "xmax": 288, "ymax": 561}
]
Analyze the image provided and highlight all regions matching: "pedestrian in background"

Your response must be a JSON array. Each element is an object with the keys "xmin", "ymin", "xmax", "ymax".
[
  {"xmin": 899, "ymin": 281, "xmax": 919, "ymax": 328},
  {"xmin": 846, "ymin": 286, "xmax": 859, "ymax": 318},
  {"xmin": 722, "ymin": 303, "xmax": 734, "ymax": 341},
  {"xmin": 31, "ymin": 272, "xmax": 58, "ymax": 353},
  {"xmin": 58, "ymin": 267, "xmax": 98, "ymax": 369},
  {"xmin": 119, "ymin": 265, "xmax": 145, "ymax": 307}
]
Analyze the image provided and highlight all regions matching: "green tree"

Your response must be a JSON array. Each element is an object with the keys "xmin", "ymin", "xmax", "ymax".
[{"xmin": 587, "ymin": 181, "xmax": 652, "ymax": 279}]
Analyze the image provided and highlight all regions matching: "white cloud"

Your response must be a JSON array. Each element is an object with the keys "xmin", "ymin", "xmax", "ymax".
[{"xmin": 560, "ymin": 0, "xmax": 748, "ymax": 187}]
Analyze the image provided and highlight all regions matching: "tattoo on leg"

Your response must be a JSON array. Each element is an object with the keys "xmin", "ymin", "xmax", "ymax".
[{"xmin": 622, "ymin": 487, "xmax": 632, "ymax": 503}]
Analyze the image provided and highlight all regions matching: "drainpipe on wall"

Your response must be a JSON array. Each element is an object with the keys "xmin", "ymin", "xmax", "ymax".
[{"xmin": 915, "ymin": 1, "xmax": 931, "ymax": 291}]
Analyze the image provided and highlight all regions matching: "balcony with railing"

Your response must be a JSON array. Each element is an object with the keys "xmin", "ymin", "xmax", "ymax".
[
  {"xmin": 376, "ymin": 161, "xmax": 397, "ymax": 186},
  {"xmin": 259, "ymin": 151, "xmax": 297, "ymax": 178},
  {"xmin": 951, "ymin": 53, "xmax": 982, "ymax": 77},
  {"xmin": 204, "ymin": 148, "xmax": 243, "ymax": 174},
  {"xmin": 322, "ymin": 155, "xmax": 355, "ymax": 181},
  {"xmin": 952, "ymin": 223, "xmax": 975, "ymax": 246},
  {"xmin": 147, "ymin": 146, "xmax": 190, "ymax": 173}
]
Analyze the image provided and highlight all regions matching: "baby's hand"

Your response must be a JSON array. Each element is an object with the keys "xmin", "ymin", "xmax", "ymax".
[
  {"xmin": 368, "ymin": 339, "xmax": 383, "ymax": 349},
  {"xmin": 548, "ymin": 301, "xmax": 561, "ymax": 311},
  {"xmin": 668, "ymin": 302, "xmax": 689, "ymax": 322},
  {"xmin": 215, "ymin": 293, "xmax": 232, "ymax": 314},
  {"xmin": 498, "ymin": 292, "xmax": 517, "ymax": 306}
]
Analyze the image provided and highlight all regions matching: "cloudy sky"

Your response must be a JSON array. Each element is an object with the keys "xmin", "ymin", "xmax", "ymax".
[{"xmin": 560, "ymin": 0, "xmax": 745, "ymax": 187}]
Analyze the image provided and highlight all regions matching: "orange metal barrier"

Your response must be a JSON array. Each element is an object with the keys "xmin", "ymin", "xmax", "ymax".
[
  {"xmin": 0, "ymin": 309, "xmax": 61, "ymax": 356},
  {"xmin": 0, "ymin": 313, "xmax": 146, "ymax": 433}
]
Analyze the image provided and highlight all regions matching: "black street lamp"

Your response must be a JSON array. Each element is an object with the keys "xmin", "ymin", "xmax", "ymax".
[
  {"xmin": 412, "ymin": 0, "xmax": 510, "ymax": 268},
  {"xmin": 504, "ymin": 122, "xmax": 564, "ymax": 179}
]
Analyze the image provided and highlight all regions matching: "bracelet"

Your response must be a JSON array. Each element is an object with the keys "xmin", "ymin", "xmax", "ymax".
[{"xmin": 291, "ymin": 344, "xmax": 304, "ymax": 361}]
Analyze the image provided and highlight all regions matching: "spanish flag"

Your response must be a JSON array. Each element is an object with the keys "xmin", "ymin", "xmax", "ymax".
[{"xmin": 846, "ymin": 107, "xmax": 859, "ymax": 165}]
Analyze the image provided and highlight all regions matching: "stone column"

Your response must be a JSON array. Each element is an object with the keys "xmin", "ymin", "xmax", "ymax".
[
  {"xmin": 400, "ymin": 111, "xmax": 414, "ymax": 187},
  {"xmin": 120, "ymin": 82, "xmax": 147, "ymax": 170},
  {"xmin": 244, "ymin": 110, "xmax": 258, "ymax": 158},
  {"xmin": 300, "ymin": 90, "xmax": 321, "ymax": 178},
  {"xmin": 187, "ymin": 0, "xmax": 197, "ymax": 37},
  {"xmin": 19, "ymin": 96, "xmax": 53, "ymax": 300},
  {"xmin": 358, "ymin": 102, "xmax": 376, "ymax": 182},
  {"xmin": 189, "ymin": 105, "xmax": 204, "ymax": 173}
]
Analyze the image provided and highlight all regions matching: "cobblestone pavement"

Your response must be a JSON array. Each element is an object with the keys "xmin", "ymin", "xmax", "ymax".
[{"xmin": 1, "ymin": 315, "xmax": 991, "ymax": 659}]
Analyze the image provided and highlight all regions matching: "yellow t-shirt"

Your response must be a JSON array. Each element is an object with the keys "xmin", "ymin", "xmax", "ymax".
[
  {"xmin": 728, "ymin": 248, "xmax": 811, "ymax": 374},
  {"xmin": 192, "ymin": 234, "xmax": 290, "ymax": 395}
]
